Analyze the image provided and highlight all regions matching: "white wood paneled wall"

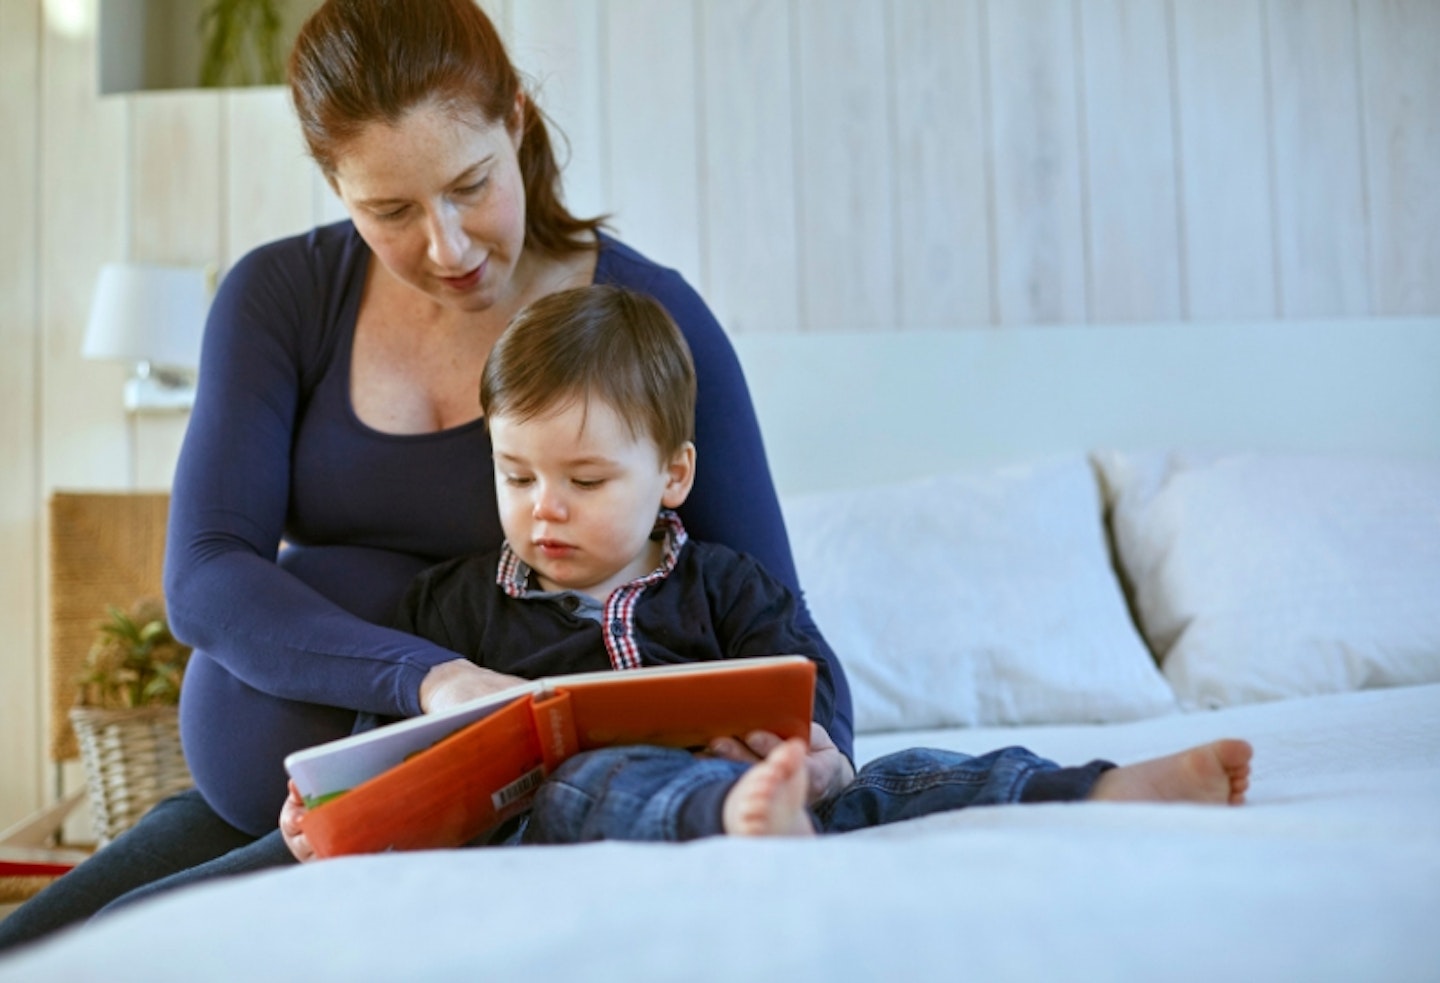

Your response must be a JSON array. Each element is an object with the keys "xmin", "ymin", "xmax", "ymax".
[
  {"xmin": 1, "ymin": 0, "xmax": 1436, "ymax": 828},
  {"xmin": 504, "ymin": 0, "xmax": 1440, "ymax": 331},
  {"xmin": 2, "ymin": 0, "xmax": 45, "ymax": 833}
]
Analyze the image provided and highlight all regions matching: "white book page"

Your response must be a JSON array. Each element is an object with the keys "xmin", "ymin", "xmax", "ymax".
[{"xmin": 284, "ymin": 682, "xmax": 540, "ymax": 801}]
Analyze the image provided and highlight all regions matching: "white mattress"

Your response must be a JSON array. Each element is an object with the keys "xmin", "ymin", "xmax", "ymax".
[{"xmin": 3, "ymin": 684, "xmax": 1438, "ymax": 983}]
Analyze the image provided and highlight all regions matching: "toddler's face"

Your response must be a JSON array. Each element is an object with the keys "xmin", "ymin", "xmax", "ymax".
[{"xmin": 489, "ymin": 395, "xmax": 693, "ymax": 600}]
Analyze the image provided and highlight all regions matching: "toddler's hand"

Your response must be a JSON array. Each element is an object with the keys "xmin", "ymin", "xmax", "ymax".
[{"xmin": 709, "ymin": 722, "xmax": 854, "ymax": 803}]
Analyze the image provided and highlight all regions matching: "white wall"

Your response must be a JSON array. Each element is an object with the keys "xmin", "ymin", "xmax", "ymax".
[{"xmin": 2, "ymin": 0, "xmax": 1437, "ymax": 829}]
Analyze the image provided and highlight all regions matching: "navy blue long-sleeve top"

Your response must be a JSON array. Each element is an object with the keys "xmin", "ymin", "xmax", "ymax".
[{"xmin": 165, "ymin": 221, "xmax": 854, "ymax": 835}]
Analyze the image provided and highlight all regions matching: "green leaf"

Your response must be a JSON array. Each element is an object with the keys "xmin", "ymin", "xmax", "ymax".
[{"xmin": 199, "ymin": 0, "xmax": 286, "ymax": 88}]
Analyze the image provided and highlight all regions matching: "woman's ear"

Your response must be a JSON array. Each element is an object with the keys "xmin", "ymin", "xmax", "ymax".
[
  {"xmin": 507, "ymin": 91, "xmax": 526, "ymax": 147},
  {"xmin": 660, "ymin": 442, "xmax": 697, "ymax": 510}
]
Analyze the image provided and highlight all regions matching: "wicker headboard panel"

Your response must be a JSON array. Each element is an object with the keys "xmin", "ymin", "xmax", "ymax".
[{"xmin": 47, "ymin": 492, "xmax": 170, "ymax": 761}]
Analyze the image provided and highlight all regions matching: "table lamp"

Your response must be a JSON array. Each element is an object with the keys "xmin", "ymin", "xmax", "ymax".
[{"xmin": 82, "ymin": 262, "xmax": 212, "ymax": 413}]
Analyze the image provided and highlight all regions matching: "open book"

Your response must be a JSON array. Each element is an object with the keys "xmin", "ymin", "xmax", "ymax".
[{"xmin": 286, "ymin": 655, "xmax": 816, "ymax": 858}]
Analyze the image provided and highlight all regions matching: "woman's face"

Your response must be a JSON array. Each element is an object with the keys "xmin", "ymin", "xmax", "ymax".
[{"xmin": 332, "ymin": 100, "xmax": 527, "ymax": 313}]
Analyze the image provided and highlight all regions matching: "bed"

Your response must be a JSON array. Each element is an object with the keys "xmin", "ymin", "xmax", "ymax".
[{"xmin": 2, "ymin": 316, "xmax": 1438, "ymax": 982}]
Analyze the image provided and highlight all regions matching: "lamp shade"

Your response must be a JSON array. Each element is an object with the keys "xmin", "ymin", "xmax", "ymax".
[{"xmin": 83, "ymin": 263, "xmax": 211, "ymax": 370}]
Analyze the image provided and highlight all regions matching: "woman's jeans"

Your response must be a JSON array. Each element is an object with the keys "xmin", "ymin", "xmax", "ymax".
[
  {"xmin": 0, "ymin": 788, "xmax": 267, "ymax": 954},
  {"xmin": 524, "ymin": 744, "xmax": 1115, "ymax": 843}
]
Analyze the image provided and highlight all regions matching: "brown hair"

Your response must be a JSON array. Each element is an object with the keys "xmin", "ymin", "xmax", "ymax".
[
  {"xmin": 481, "ymin": 286, "xmax": 696, "ymax": 460},
  {"xmin": 288, "ymin": 0, "xmax": 605, "ymax": 254}
]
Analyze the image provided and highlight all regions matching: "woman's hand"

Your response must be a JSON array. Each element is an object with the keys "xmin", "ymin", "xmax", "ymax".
[
  {"xmin": 280, "ymin": 780, "xmax": 315, "ymax": 863},
  {"xmin": 419, "ymin": 658, "xmax": 529, "ymax": 713},
  {"xmin": 709, "ymin": 721, "xmax": 855, "ymax": 804}
]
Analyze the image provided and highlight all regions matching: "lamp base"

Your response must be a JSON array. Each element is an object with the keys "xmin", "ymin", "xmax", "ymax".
[{"xmin": 123, "ymin": 372, "xmax": 195, "ymax": 414}]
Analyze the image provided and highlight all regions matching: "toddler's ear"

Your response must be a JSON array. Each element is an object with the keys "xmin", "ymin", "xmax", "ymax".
[{"xmin": 661, "ymin": 442, "xmax": 697, "ymax": 509}]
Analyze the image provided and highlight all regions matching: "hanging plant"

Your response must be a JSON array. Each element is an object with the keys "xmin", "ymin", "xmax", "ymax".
[{"xmin": 198, "ymin": 0, "xmax": 286, "ymax": 88}]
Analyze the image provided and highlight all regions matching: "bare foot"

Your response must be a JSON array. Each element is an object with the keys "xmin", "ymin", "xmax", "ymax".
[
  {"xmin": 722, "ymin": 738, "xmax": 817, "ymax": 836},
  {"xmin": 1089, "ymin": 739, "xmax": 1253, "ymax": 806}
]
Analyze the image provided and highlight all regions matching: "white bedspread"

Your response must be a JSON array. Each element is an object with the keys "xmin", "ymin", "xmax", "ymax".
[{"xmin": 3, "ymin": 684, "xmax": 1438, "ymax": 983}]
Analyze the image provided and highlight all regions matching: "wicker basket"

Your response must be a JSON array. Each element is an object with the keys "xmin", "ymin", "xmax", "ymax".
[{"xmin": 69, "ymin": 705, "xmax": 194, "ymax": 845}]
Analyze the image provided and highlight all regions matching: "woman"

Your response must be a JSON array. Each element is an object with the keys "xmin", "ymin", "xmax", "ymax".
[{"xmin": 0, "ymin": 0, "xmax": 852, "ymax": 952}]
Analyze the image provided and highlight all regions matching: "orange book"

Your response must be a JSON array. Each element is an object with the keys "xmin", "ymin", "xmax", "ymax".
[{"xmin": 286, "ymin": 655, "xmax": 816, "ymax": 858}]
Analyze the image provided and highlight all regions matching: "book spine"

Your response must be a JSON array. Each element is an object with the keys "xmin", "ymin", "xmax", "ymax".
[{"xmin": 531, "ymin": 688, "xmax": 579, "ymax": 771}]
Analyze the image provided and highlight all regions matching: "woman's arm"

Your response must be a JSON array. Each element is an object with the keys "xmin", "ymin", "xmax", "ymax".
[{"xmin": 164, "ymin": 237, "xmax": 458, "ymax": 719}]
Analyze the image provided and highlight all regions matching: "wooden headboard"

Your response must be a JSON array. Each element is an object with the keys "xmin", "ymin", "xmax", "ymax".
[{"xmin": 732, "ymin": 317, "xmax": 1440, "ymax": 496}]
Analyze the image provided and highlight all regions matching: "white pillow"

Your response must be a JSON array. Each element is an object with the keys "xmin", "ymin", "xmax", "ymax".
[
  {"xmin": 1094, "ymin": 450, "xmax": 1440, "ymax": 709},
  {"xmin": 783, "ymin": 455, "xmax": 1176, "ymax": 733}
]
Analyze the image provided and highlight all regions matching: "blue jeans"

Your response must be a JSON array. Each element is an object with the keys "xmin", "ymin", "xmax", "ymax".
[
  {"xmin": 523, "ymin": 745, "xmax": 1115, "ymax": 842},
  {"xmin": 0, "ymin": 788, "xmax": 261, "ymax": 955}
]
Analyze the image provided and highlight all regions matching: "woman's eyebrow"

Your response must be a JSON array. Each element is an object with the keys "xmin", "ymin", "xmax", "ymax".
[{"xmin": 353, "ymin": 156, "xmax": 495, "ymax": 207}]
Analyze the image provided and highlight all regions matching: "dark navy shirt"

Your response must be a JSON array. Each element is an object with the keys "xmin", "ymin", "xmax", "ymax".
[
  {"xmin": 386, "ymin": 521, "xmax": 837, "ymax": 736},
  {"xmin": 164, "ymin": 221, "xmax": 853, "ymax": 835}
]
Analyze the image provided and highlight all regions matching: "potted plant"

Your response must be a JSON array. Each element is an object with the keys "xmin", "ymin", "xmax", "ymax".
[
  {"xmin": 198, "ymin": 0, "xmax": 286, "ymax": 88},
  {"xmin": 70, "ymin": 598, "xmax": 195, "ymax": 844}
]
